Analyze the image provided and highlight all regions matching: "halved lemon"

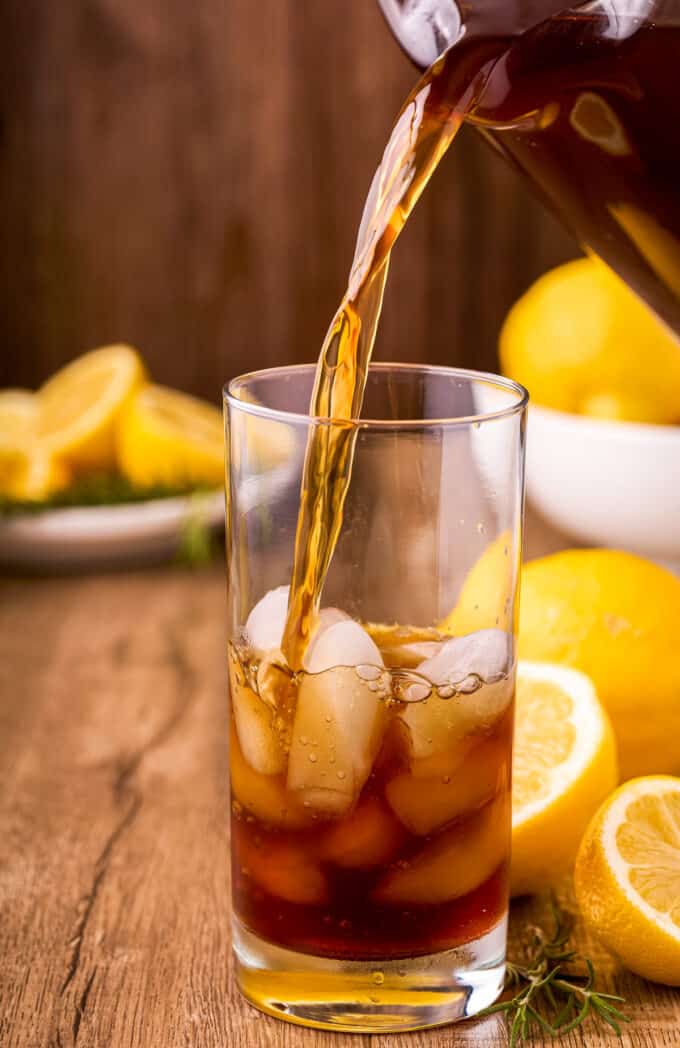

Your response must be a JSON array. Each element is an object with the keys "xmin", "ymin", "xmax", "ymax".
[
  {"xmin": 0, "ymin": 390, "xmax": 39, "ymax": 439},
  {"xmin": 37, "ymin": 345, "xmax": 146, "ymax": 470},
  {"xmin": 575, "ymin": 775, "xmax": 680, "ymax": 986},
  {"xmin": 117, "ymin": 384, "xmax": 224, "ymax": 488},
  {"xmin": 511, "ymin": 661, "xmax": 618, "ymax": 896}
]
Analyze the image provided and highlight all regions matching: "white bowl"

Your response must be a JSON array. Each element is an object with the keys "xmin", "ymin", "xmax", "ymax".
[{"xmin": 527, "ymin": 405, "xmax": 680, "ymax": 569}]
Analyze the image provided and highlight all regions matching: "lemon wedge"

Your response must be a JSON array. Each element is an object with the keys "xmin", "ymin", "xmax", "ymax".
[
  {"xmin": 511, "ymin": 661, "xmax": 618, "ymax": 896},
  {"xmin": 575, "ymin": 775, "xmax": 680, "ymax": 985},
  {"xmin": 0, "ymin": 390, "xmax": 39, "ymax": 439},
  {"xmin": 37, "ymin": 345, "xmax": 146, "ymax": 470},
  {"xmin": 0, "ymin": 441, "xmax": 70, "ymax": 500},
  {"xmin": 117, "ymin": 384, "xmax": 224, "ymax": 488},
  {"xmin": 230, "ymin": 390, "xmax": 296, "ymax": 473}
]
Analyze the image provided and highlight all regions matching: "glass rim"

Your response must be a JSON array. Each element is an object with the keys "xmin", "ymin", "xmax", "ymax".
[{"xmin": 224, "ymin": 362, "xmax": 528, "ymax": 429}]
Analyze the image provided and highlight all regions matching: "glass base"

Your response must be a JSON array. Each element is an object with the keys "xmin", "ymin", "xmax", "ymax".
[{"xmin": 232, "ymin": 915, "xmax": 507, "ymax": 1033}]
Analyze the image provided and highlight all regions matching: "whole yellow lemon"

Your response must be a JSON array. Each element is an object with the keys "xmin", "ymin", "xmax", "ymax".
[
  {"xmin": 500, "ymin": 257, "xmax": 680, "ymax": 423},
  {"xmin": 519, "ymin": 549, "xmax": 680, "ymax": 780}
]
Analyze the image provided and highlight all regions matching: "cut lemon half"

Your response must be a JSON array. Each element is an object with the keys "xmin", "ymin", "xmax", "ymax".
[
  {"xmin": 0, "ymin": 390, "xmax": 39, "ymax": 439},
  {"xmin": 575, "ymin": 776, "xmax": 680, "ymax": 986},
  {"xmin": 117, "ymin": 384, "xmax": 224, "ymax": 488},
  {"xmin": 37, "ymin": 345, "xmax": 146, "ymax": 470},
  {"xmin": 511, "ymin": 661, "xmax": 618, "ymax": 896}
]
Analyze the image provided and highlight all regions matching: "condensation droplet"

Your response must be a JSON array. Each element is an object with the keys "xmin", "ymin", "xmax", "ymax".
[
  {"xmin": 299, "ymin": 735, "xmax": 308, "ymax": 747},
  {"xmin": 442, "ymin": 775, "xmax": 451, "ymax": 785},
  {"xmin": 337, "ymin": 770, "xmax": 347, "ymax": 780},
  {"xmin": 308, "ymin": 752, "xmax": 318, "ymax": 763},
  {"xmin": 324, "ymin": 714, "xmax": 333, "ymax": 723},
  {"xmin": 372, "ymin": 972, "xmax": 385, "ymax": 985},
  {"xmin": 477, "ymin": 522, "xmax": 486, "ymax": 534}
]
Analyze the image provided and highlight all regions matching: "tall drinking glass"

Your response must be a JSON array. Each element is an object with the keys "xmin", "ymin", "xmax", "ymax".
[{"xmin": 224, "ymin": 363, "xmax": 527, "ymax": 1033}]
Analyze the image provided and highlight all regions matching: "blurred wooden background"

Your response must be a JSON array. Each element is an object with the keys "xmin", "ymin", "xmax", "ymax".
[{"xmin": 1, "ymin": 0, "xmax": 576, "ymax": 401}]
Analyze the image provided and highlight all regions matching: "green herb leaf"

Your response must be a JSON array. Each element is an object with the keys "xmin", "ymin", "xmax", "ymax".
[
  {"xmin": 479, "ymin": 895, "xmax": 629, "ymax": 1043},
  {"xmin": 0, "ymin": 472, "xmax": 217, "ymax": 516}
]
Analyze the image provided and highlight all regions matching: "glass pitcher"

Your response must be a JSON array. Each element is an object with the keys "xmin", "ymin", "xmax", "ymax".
[{"xmin": 378, "ymin": 1, "xmax": 680, "ymax": 335}]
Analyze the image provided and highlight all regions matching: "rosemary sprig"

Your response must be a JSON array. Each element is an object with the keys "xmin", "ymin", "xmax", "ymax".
[{"xmin": 481, "ymin": 897, "xmax": 629, "ymax": 1045}]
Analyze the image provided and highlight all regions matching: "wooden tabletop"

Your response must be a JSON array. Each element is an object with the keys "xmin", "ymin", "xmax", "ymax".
[{"xmin": 1, "ymin": 513, "xmax": 679, "ymax": 1048}]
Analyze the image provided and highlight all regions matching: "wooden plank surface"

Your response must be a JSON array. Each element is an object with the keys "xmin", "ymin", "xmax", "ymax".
[
  {"xmin": 1, "ymin": 515, "xmax": 679, "ymax": 1047},
  {"xmin": 0, "ymin": 1, "xmax": 575, "ymax": 398}
]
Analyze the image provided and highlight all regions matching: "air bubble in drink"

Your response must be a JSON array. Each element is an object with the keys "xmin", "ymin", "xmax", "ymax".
[
  {"xmin": 356, "ymin": 663, "xmax": 382, "ymax": 682},
  {"xmin": 405, "ymin": 680, "xmax": 431, "ymax": 703}
]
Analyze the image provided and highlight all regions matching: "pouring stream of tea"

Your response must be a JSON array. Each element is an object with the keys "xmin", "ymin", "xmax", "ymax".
[{"xmin": 280, "ymin": 43, "xmax": 503, "ymax": 670}]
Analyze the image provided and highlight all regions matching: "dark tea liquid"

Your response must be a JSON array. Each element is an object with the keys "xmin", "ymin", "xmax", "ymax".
[
  {"xmin": 469, "ymin": 3, "xmax": 680, "ymax": 335},
  {"xmin": 230, "ymin": 628, "xmax": 513, "ymax": 959}
]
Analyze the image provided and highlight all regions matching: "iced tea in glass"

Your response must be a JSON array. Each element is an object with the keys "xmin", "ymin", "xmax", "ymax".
[{"xmin": 224, "ymin": 363, "xmax": 527, "ymax": 1032}]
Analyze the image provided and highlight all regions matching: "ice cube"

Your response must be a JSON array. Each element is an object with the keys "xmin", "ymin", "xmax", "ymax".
[
  {"xmin": 244, "ymin": 585, "xmax": 289, "ymax": 654},
  {"xmin": 399, "ymin": 629, "xmax": 514, "ymax": 762},
  {"xmin": 230, "ymin": 671, "xmax": 286, "ymax": 775},
  {"xmin": 417, "ymin": 629, "xmax": 510, "ymax": 686},
  {"xmin": 385, "ymin": 733, "xmax": 509, "ymax": 835},
  {"xmin": 373, "ymin": 793, "xmax": 510, "ymax": 904},
  {"xmin": 230, "ymin": 726, "xmax": 312, "ymax": 829},
  {"xmin": 302, "ymin": 607, "xmax": 351, "ymax": 670},
  {"xmin": 381, "ymin": 640, "xmax": 445, "ymax": 668},
  {"xmin": 287, "ymin": 620, "xmax": 388, "ymax": 816},
  {"xmin": 239, "ymin": 837, "xmax": 329, "ymax": 905},
  {"xmin": 244, "ymin": 585, "xmax": 348, "ymax": 661},
  {"xmin": 318, "ymin": 797, "xmax": 405, "ymax": 868}
]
